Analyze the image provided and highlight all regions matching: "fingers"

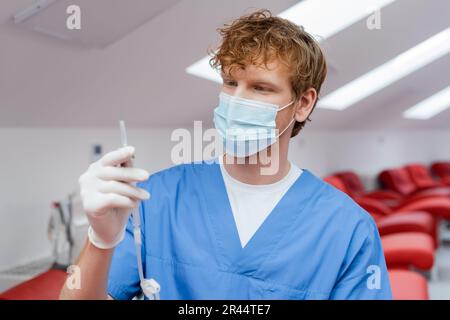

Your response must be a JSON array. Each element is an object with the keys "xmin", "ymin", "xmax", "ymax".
[
  {"xmin": 100, "ymin": 146, "xmax": 135, "ymax": 167},
  {"xmin": 98, "ymin": 180, "xmax": 150, "ymax": 201},
  {"xmin": 99, "ymin": 193, "xmax": 139, "ymax": 211},
  {"xmin": 97, "ymin": 166, "xmax": 149, "ymax": 183},
  {"xmin": 80, "ymin": 191, "xmax": 139, "ymax": 216}
]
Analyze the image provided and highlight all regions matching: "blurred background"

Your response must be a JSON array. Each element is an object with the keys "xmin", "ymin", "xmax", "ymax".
[{"xmin": 0, "ymin": 0, "xmax": 449, "ymax": 299}]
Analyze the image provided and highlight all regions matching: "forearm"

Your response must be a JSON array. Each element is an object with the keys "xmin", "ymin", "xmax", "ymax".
[{"xmin": 59, "ymin": 239, "xmax": 113, "ymax": 300}]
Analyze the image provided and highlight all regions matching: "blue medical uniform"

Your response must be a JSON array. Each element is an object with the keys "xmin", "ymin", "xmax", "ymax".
[{"xmin": 107, "ymin": 161, "xmax": 392, "ymax": 299}]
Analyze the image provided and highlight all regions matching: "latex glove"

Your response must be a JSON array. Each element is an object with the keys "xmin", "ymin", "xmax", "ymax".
[{"xmin": 78, "ymin": 146, "xmax": 150, "ymax": 249}]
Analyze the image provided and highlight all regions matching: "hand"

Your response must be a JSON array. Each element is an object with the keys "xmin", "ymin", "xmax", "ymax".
[{"xmin": 78, "ymin": 146, "xmax": 150, "ymax": 249}]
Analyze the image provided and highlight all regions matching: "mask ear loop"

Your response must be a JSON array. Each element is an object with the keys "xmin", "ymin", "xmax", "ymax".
[
  {"xmin": 277, "ymin": 118, "xmax": 296, "ymax": 138},
  {"xmin": 277, "ymin": 100, "xmax": 294, "ymax": 111},
  {"xmin": 275, "ymin": 98, "xmax": 297, "ymax": 138}
]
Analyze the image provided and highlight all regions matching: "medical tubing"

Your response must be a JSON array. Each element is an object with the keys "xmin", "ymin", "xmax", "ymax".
[
  {"xmin": 131, "ymin": 206, "xmax": 145, "ymax": 282},
  {"xmin": 119, "ymin": 120, "xmax": 159, "ymax": 300}
]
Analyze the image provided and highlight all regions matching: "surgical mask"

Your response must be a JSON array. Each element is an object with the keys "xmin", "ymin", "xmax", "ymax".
[{"xmin": 213, "ymin": 92, "xmax": 295, "ymax": 157}]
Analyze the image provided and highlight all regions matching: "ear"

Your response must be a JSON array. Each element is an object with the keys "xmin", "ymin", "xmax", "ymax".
[{"xmin": 293, "ymin": 88, "xmax": 318, "ymax": 122}]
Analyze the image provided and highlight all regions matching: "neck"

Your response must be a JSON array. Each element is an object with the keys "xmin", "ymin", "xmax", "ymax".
[{"xmin": 222, "ymin": 135, "xmax": 291, "ymax": 185}]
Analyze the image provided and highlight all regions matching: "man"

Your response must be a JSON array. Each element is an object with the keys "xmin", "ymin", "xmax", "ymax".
[{"xmin": 60, "ymin": 10, "xmax": 392, "ymax": 300}]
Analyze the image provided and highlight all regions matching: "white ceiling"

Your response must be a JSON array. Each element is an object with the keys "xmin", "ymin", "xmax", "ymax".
[{"xmin": 0, "ymin": 0, "xmax": 449, "ymax": 130}]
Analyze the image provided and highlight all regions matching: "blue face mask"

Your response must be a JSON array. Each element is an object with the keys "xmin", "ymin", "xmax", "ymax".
[{"xmin": 213, "ymin": 92, "xmax": 295, "ymax": 157}]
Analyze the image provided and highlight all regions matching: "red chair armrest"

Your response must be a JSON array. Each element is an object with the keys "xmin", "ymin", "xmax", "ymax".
[
  {"xmin": 377, "ymin": 211, "xmax": 437, "ymax": 247},
  {"xmin": 396, "ymin": 197, "xmax": 450, "ymax": 219},
  {"xmin": 382, "ymin": 232, "xmax": 434, "ymax": 270}
]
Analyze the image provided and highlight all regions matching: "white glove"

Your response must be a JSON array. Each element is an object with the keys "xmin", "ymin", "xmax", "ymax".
[{"xmin": 78, "ymin": 146, "xmax": 150, "ymax": 249}]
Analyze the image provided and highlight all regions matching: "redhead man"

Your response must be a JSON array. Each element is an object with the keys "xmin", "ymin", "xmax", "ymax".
[{"xmin": 61, "ymin": 10, "xmax": 391, "ymax": 300}]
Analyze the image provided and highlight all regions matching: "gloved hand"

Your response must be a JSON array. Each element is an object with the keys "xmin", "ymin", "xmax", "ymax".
[{"xmin": 78, "ymin": 146, "xmax": 150, "ymax": 249}]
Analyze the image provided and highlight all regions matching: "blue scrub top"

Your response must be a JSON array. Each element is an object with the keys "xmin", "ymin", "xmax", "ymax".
[{"xmin": 108, "ymin": 161, "xmax": 392, "ymax": 300}]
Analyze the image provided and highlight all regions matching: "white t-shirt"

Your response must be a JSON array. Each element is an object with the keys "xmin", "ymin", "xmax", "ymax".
[{"xmin": 219, "ymin": 162, "xmax": 302, "ymax": 248}]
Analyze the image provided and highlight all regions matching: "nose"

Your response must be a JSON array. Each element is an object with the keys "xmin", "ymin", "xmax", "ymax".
[
  {"xmin": 232, "ymin": 87, "xmax": 244, "ymax": 99},
  {"xmin": 233, "ymin": 84, "xmax": 251, "ymax": 100}
]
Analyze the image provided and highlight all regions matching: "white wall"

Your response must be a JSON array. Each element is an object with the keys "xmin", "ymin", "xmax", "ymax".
[
  {"xmin": 0, "ymin": 127, "xmax": 175, "ymax": 272},
  {"xmin": 0, "ymin": 127, "xmax": 449, "ymax": 271},
  {"xmin": 292, "ymin": 129, "xmax": 449, "ymax": 189}
]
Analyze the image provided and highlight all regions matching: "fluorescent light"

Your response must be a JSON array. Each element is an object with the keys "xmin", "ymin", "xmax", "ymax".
[
  {"xmin": 319, "ymin": 28, "xmax": 450, "ymax": 110},
  {"xmin": 186, "ymin": 0, "xmax": 396, "ymax": 82},
  {"xmin": 403, "ymin": 86, "xmax": 450, "ymax": 120},
  {"xmin": 185, "ymin": 55, "xmax": 222, "ymax": 83},
  {"xmin": 279, "ymin": 0, "xmax": 396, "ymax": 40}
]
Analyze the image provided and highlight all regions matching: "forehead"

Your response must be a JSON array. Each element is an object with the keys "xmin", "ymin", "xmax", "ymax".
[{"xmin": 222, "ymin": 60, "xmax": 290, "ymax": 83}]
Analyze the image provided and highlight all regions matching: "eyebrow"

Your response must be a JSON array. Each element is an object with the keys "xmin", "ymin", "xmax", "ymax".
[
  {"xmin": 221, "ymin": 73, "xmax": 280, "ymax": 88},
  {"xmin": 249, "ymin": 79, "xmax": 283, "ymax": 92}
]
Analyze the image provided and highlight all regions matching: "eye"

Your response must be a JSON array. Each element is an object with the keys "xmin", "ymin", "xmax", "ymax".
[
  {"xmin": 223, "ymin": 80, "xmax": 237, "ymax": 87},
  {"xmin": 254, "ymin": 86, "xmax": 272, "ymax": 92}
]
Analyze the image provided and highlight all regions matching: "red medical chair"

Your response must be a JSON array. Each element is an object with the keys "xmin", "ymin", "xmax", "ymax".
[
  {"xmin": 405, "ymin": 163, "xmax": 450, "ymax": 190},
  {"xmin": 336, "ymin": 170, "xmax": 449, "ymax": 208},
  {"xmin": 378, "ymin": 168, "xmax": 450, "ymax": 199},
  {"xmin": 334, "ymin": 171, "xmax": 403, "ymax": 203},
  {"xmin": 0, "ymin": 269, "xmax": 66, "ymax": 300},
  {"xmin": 330, "ymin": 170, "xmax": 450, "ymax": 221},
  {"xmin": 431, "ymin": 162, "xmax": 450, "ymax": 186},
  {"xmin": 323, "ymin": 175, "xmax": 438, "ymax": 246}
]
